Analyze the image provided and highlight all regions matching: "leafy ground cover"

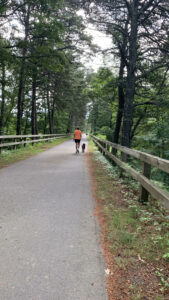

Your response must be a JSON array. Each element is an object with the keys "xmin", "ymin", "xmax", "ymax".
[
  {"xmin": 88, "ymin": 140, "xmax": 169, "ymax": 300},
  {"xmin": 0, "ymin": 137, "xmax": 70, "ymax": 169}
]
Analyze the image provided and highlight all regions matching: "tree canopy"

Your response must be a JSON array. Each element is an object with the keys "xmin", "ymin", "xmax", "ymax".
[
  {"xmin": 0, "ymin": 0, "xmax": 169, "ymax": 157},
  {"xmin": 0, "ymin": 0, "xmax": 92, "ymax": 134}
]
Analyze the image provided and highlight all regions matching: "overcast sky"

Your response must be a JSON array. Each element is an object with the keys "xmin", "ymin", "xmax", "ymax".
[
  {"xmin": 77, "ymin": 10, "xmax": 114, "ymax": 72},
  {"xmin": 83, "ymin": 25, "xmax": 113, "ymax": 71}
]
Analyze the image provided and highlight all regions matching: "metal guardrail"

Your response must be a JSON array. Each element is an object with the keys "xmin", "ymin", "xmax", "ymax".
[{"xmin": 92, "ymin": 135, "xmax": 169, "ymax": 210}]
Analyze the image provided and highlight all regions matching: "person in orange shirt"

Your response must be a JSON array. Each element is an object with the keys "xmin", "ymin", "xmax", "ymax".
[{"xmin": 74, "ymin": 127, "xmax": 82, "ymax": 153}]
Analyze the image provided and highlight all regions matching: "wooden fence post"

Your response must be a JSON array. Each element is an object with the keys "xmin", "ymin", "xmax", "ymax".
[
  {"xmin": 140, "ymin": 162, "xmax": 151, "ymax": 203},
  {"xmin": 99, "ymin": 141, "xmax": 103, "ymax": 154},
  {"xmin": 13, "ymin": 138, "xmax": 17, "ymax": 150},
  {"xmin": 121, "ymin": 152, "xmax": 127, "ymax": 162},
  {"xmin": 106, "ymin": 144, "xmax": 111, "ymax": 162},
  {"xmin": 119, "ymin": 151, "xmax": 126, "ymax": 177},
  {"xmin": 103, "ymin": 142, "xmax": 106, "ymax": 155}
]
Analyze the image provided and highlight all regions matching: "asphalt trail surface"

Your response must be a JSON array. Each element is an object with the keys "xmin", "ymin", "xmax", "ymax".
[{"xmin": 0, "ymin": 135, "xmax": 108, "ymax": 300}]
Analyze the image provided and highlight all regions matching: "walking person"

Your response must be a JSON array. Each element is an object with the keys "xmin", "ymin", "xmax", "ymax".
[{"xmin": 74, "ymin": 127, "xmax": 82, "ymax": 154}]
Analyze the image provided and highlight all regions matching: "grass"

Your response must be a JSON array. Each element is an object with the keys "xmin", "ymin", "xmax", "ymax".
[
  {"xmin": 0, "ymin": 137, "xmax": 70, "ymax": 168},
  {"xmin": 89, "ymin": 140, "xmax": 169, "ymax": 299}
]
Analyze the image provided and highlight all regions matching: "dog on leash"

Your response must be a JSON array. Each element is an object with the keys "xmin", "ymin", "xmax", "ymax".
[{"xmin": 82, "ymin": 143, "xmax": 86, "ymax": 153}]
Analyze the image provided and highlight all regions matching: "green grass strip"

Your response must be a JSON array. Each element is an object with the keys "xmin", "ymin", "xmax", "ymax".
[{"xmin": 0, "ymin": 137, "xmax": 70, "ymax": 169}]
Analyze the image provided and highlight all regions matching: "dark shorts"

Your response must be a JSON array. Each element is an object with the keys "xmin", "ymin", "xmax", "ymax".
[{"xmin": 75, "ymin": 139, "xmax": 80, "ymax": 143}]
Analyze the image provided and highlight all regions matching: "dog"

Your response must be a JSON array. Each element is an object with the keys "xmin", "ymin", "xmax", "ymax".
[{"xmin": 82, "ymin": 143, "xmax": 86, "ymax": 153}]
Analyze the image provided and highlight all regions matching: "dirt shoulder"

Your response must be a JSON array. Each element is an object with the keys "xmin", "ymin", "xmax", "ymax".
[{"xmin": 86, "ymin": 143, "xmax": 169, "ymax": 300}]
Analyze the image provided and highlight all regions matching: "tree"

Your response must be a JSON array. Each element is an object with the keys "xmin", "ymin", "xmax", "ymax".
[
  {"xmin": 81, "ymin": 0, "xmax": 169, "ymax": 149},
  {"xmin": 0, "ymin": 0, "xmax": 92, "ymax": 135},
  {"xmin": 86, "ymin": 68, "xmax": 117, "ymax": 135}
]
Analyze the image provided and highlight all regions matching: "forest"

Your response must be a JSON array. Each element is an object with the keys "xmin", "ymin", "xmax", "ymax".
[
  {"xmin": 0, "ymin": 0, "xmax": 169, "ymax": 158},
  {"xmin": 0, "ymin": 0, "xmax": 92, "ymax": 135}
]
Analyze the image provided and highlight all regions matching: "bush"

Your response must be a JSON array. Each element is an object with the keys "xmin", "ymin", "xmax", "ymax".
[
  {"xmin": 100, "ymin": 126, "xmax": 114, "ymax": 142},
  {"xmin": 100, "ymin": 126, "xmax": 109, "ymax": 135}
]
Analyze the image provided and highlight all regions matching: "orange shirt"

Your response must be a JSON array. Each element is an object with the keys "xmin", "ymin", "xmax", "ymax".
[{"xmin": 74, "ymin": 129, "xmax": 82, "ymax": 140}]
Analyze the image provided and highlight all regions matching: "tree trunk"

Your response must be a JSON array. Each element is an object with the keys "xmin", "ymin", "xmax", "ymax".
[
  {"xmin": 31, "ymin": 70, "xmax": 38, "ymax": 135},
  {"xmin": 113, "ymin": 61, "xmax": 125, "ymax": 144},
  {"xmin": 113, "ymin": 19, "xmax": 128, "ymax": 145},
  {"xmin": 0, "ymin": 64, "xmax": 5, "ymax": 135},
  {"xmin": 67, "ymin": 112, "xmax": 73, "ymax": 133},
  {"xmin": 50, "ymin": 98, "xmax": 55, "ymax": 134},
  {"xmin": 47, "ymin": 83, "xmax": 53, "ymax": 134},
  {"xmin": 93, "ymin": 103, "xmax": 98, "ymax": 133},
  {"xmin": 43, "ymin": 100, "xmax": 47, "ymax": 134},
  {"xmin": 16, "ymin": 59, "xmax": 25, "ymax": 135},
  {"xmin": 23, "ymin": 112, "xmax": 29, "ymax": 135},
  {"xmin": 130, "ymin": 109, "xmax": 146, "ymax": 142},
  {"xmin": 16, "ymin": 4, "xmax": 31, "ymax": 135},
  {"xmin": 121, "ymin": 0, "xmax": 138, "ymax": 149}
]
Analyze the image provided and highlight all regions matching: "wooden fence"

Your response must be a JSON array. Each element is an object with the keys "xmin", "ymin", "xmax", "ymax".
[
  {"xmin": 0, "ymin": 134, "xmax": 68, "ymax": 152},
  {"xmin": 92, "ymin": 135, "xmax": 169, "ymax": 210}
]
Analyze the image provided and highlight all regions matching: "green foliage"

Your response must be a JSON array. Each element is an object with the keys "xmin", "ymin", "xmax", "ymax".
[
  {"xmin": 87, "ymin": 68, "xmax": 117, "ymax": 134},
  {"xmin": 100, "ymin": 126, "xmax": 114, "ymax": 142},
  {"xmin": 155, "ymin": 268, "xmax": 169, "ymax": 292},
  {"xmin": 0, "ymin": 0, "xmax": 92, "ymax": 135}
]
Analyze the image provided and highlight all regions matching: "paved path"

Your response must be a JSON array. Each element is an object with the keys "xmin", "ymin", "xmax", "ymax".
[{"xmin": 0, "ymin": 136, "xmax": 107, "ymax": 300}]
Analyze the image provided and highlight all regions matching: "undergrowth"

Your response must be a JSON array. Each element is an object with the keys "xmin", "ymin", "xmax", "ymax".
[{"xmin": 89, "ymin": 141, "xmax": 169, "ymax": 299}]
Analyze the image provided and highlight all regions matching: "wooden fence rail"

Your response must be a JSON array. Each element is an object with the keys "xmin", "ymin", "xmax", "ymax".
[
  {"xmin": 92, "ymin": 135, "xmax": 169, "ymax": 210},
  {"xmin": 0, "ymin": 134, "xmax": 68, "ymax": 152}
]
